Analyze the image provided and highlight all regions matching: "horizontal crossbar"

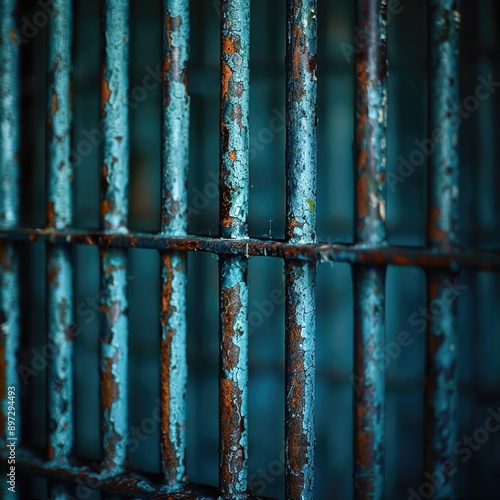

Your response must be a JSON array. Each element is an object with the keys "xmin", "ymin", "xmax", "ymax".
[{"xmin": 0, "ymin": 228, "xmax": 499, "ymax": 271}]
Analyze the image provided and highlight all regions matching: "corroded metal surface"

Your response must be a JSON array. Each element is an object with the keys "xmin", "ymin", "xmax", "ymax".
[
  {"xmin": 352, "ymin": 266, "xmax": 386, "ymax": 499},
  {"xmin": 160, "ymin": 252, "xmax": 187, "ymax": 488},
  {"xmin": 219, "ymin": 256, "xmax": 248, "ymax": 498},
  {"xmin": 285, "ymin": 1, "xmax": 318, "ymax": 498},
  {"xmin": 9, "ymin": 447, "xmax": 274, "ymax": 499},
  {"xmin": 2, "ymin": 228, "xmax": 500, "ymax": 271},
  {"xmin": 46, "ymin": 0, "xmax": 74, "ymax": 464},
  {"xmin": 218, "ymin": 1, "xmax": 250, "ymax": 496},
  {"xmin": 160, "ymin": 0, "xmax": 190, "ymax": 488},
  {"xmin": 0, "ymin": 0, "xmax": 20, "ymax": 453},
  {"xmin": 219, "ymin": 0, "xmax": 250, "ymax": 239},
  {"xmin": 353, "ymin": 1, "xmax": 388, "ymax": 497},
  {"xmin": 284, "ymin": 261, "xmax": 316, "ymax": 500},
  {"xmin": 100, "ymin": 0, "xmax": 129, "ymax": 475},
  {"xmin": 425, "ymin": 1, "xmax": 461, "ymax": 497}
]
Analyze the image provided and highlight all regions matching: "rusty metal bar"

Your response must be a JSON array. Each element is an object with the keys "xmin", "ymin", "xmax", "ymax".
[
  {"xmin": 285, "ymin": 1, "xmax": 317, "ymax": 498},
  {"xmin": 159, "ymin": 0, "xmax": 190, "ymax": 489},
  {"xmin": 0, "ymin": 0, "xmax": 21, "ymax": 454},
  {"xmin": 1, "ymin": 229, "xmax": 500, "ymax": 271},
  {"xmin": 45, "ymin": 0, "xmax": 74, "ymax": 465},
  {"xmin": 218, "ymin": 0, "xmax": 250, "ymax": 496},
  {"xmin": 425, "ymin": 1, "xmax": 461, "ymax": 497},
  {"xmin": 352, "ymin": 0, "xmax": 388, "ymax": 498},
  {"xmin": 100, "ymin": 0, "xmax": 130, "ymax": 475},
  {"xmin": 9, "ymin": 447, "xmax": 266, "ymax": 500}
]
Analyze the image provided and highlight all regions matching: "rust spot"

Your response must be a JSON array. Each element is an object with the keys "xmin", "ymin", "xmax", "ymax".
[
  {"xmin": 100, "ymin": 301, "xmax": 121, "ymax": 327},
  {"xmin": 46, "ymin": 201, "xmax": 57, "ymax": 228},
  {"xmin": 8, "ymin": 29, "xmax": 17, "ymax": 45},
  {"xmin": 228, "ymin": 150, "xmax": 236, "ymax": 162},
  {"xmin": 222, "ymin": 35, "xmax": 236, "ymax": 56},
  {"xmin": 47, "ymin": 444, "xmax": 55, "ymax": 461},
  {"xmin": 428, "ymin": 207, "xmax": 448, "ymax": 245},
  {"xmin": 221, "ymin": 284, "xmax": 242, "ymax": 372},
  {"xmin": 221, "ymin": 60, "xmax": 233, "ymax": 100},
  {"xmin": 308, "ymin": 55, "xmax": 317, "ymax": 73},
  {"xmin": 47, "ymin": 262, "xmax": 60, "ymax": 286},
  {"xmin": 101, "ymin": 350, "xmax": 119, "ymax": 410},
  {"xmin": 51, "ymin": 91, "xmax": 59, "ymax": 116},
  {"xmin": 101, "ymin": 66, "xmax": 111, "ymax": 115}
]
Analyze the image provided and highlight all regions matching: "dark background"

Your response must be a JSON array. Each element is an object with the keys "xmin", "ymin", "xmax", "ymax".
[{"xmin": 13, "ymin": 0, "xmax": 500, "ymax": 498}]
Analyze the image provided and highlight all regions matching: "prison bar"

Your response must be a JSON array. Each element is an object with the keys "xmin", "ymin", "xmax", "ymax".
[
  {"xmin": 159, "ymin": 0, "xmax": 190, "ymax": 488},
  {"xmin": 99, "ymin": 0, "xmax": 130, "ymax": 475},
  {"xmin": 352, "ymin": 0, "xmax": 388, "ymax": 497},
  {"xmin": 45, "ymin": 0, "xmax": 74, "ymax": 468},
  {"xmin": 425, "ymin": 1, "xmax": 461, "ymax": 497},
  {"xmin": 284, "ymin": 1, "xmax": 318, "ymax": 498},
  {"xmin": 0, "ymin": 0, "xmax": 21, "ymax": 464},
  {"xmin": 218, "ymin": 0, "xmax": 251, "ymax": 496}
]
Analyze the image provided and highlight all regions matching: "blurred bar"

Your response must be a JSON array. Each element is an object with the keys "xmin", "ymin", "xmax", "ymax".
[
  {"xmin": 100, "ymin": 0, "xmax": 130, "ymax": 475},
  {"xmin": 159, "ymin": 0, "xmax": 190, "ymax": 487},
  {"xmin": 425, "ymin": 1, "xmax": 460, "ymax": 497},
  {"xmin": 353, "ymin": 0, "xmax": 388, "ymax": 498},
  {"xmin": 45, "ymin": 0, "xmax": 74, "ymax": 465},
  {"xmin": 0, "ymin": 0, "xmax": 21, "ymax": 452},
  {"xmin": 218, "ymin": 0, "xmax": 250, "ymax": 496},
  {"xmin": 284, "ymin": 1, "xmax": 317, "ymax": 498}
]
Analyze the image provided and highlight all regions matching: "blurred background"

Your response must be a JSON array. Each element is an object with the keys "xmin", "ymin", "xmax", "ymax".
[{"xmin": 13, "ymin": 0, "xmax": 500, "ymax": 498}]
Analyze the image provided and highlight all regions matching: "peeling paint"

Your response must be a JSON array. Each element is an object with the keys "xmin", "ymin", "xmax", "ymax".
[
  {"xmin": 286, "ymin": 0, "xmax": 318, "ymax": 245},
  {"xmin": 219, "ymin": 255, "xmax": 248, "ymax": 498},
  {"xmin": 162, "ymin": 0, "xmax": 190, "ymax": 236},
  {"xmin": 0, "ymin": 0, "xmax": 20, "ymax": 229},
  {"xmin": 101, "ymin": 0, "xmax": 129, "ymax": 233},
  {"xmin": 160, "ymin": 252, "xmax": 188, "ymax": 488},
  {"xmin": 219, "ymin": 0, "xmax": 250, "ymax": 239}
]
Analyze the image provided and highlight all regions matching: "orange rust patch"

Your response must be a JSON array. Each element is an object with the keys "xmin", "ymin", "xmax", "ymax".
[
  {"xmin": 101, "ymin": 66, "xmax": 111, "ymax": 115},
  {"xmin": 51, "ymin": 91, "xmax": 59, "ymax": 116},
  {"xmin": 428, "ymin": 207, "xmax": 448, "ymax": 244},
  {"xmin": 228, "ymin": 150, "xmax": 236, "ymax": 161},
  {"xmin": 8, "ymin": 29, "xmax": 17, "ymax": 45},
  {"xmin": 47, "ymin": 262, "xmax": 60, "ymax": 286},
  {"xmin": 101, "ymin": 351, "xmax": 119, "ymax": 410},
  {"xmin": 222, "ymin": 35, "xmax": 235, "ymax": 56},
  {"xmin": 357, "ymin": 174, "xmax": 369, "ymax": 218},
  {"xmin": 46, "ymin": 201, "xmax": 56, "ymax": 227},
  {"xmin": 47, "ymin": 444, "xmax": 55, "ymax": 461},
  {"xmin": 221, "ymin": 60, "xmax": 233, "ymax": 100}
]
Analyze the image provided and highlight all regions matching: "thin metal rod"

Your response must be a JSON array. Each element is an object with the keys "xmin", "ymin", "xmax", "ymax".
[
  {"xmin": 353, "ymin": 0, "xmax": 388, "ymax": 497},
  {"xmin": 425, "ymin": 2, "xmax": 460, "ymax": 497},
  {"xmin": 218, "ymin": 0, "xmax": 250, "ymax": 496},
  {"xmin": 46, "ymin": 0, "xmax": 74, "ymax": 464},
  {"xmin": 2, "ymin": 229, "xmax": 500, "ymax": 271},
  {"xmin": 0, "ymin": 0, "xmax": 21, "ymax": 452},
  {"xmin": 100, "ymin": 0, "xmax": 129, "ymax": 475},
  {"xmin": 159, "ymin": 0, "xmax": 190, "ymax": 488},
  {"xmin": 285, "ymin": 1, "xmax": 318, "ymax": 498}
]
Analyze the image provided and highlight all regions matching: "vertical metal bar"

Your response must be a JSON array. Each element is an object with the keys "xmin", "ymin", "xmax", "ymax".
[
  {"xmin": 219, "ymin": 0, "xmax": 250, "ymax": 497},
  {"xmin": 46, "ymin": 0, "xmax": 74, "ymax": 464},
  {"xmin": 285, "ymin": 1, "xmax": 317, "ymax": 498},
  {"xmin": 0, "ymin": 0, "xmax": 21, "ymax": 452},
  {"xmin": 425, "ymin": 2, "xmax": 460, "ymax": 497},
  {"xmin": 160, "ymin": 0, "xmax": 190, "ymax": 488},
  {"xmin": 353, "ymin": 0, "xmax": 388, "ymax": 498},
  {"xmin": 100, "ymin": 0, "xmax": 129, "ymax": 475}
]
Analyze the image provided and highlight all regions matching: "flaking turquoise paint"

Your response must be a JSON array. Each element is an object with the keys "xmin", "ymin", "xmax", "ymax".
[{"xmin": 0, "ymin": 0, "xmax": 20, "ymax": 453}]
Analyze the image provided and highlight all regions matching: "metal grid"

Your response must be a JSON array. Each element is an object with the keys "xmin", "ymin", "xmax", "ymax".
[{"xmin": 0, "ymin": 0, "xmax": 495, "ymax": 499}]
